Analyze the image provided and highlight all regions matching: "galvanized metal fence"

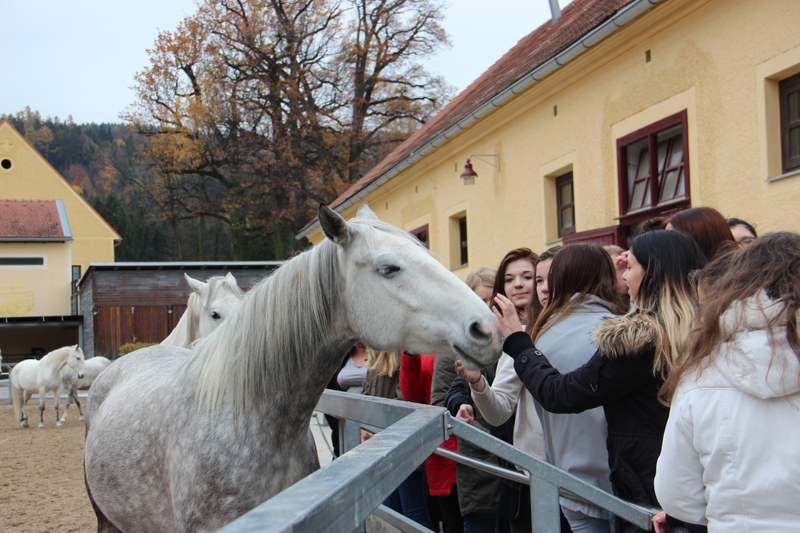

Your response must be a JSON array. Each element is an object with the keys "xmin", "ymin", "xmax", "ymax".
[{"xmin": 218, "ymin": 390, "xmax": 659, "ymax": 532}]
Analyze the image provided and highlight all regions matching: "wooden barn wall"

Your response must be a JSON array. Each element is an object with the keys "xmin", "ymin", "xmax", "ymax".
[
  {"xmin": 85, "ymin": 268, "xmax": 275, "ymax": 358},
  {"xmin": 90, "ymin": 269, "xmax": 270, "ymax": 306}
]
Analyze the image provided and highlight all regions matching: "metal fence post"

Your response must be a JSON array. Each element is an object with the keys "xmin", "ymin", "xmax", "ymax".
[{"xmin": 531, "ymin": 476, "xmax": 562, "ymax": 531}]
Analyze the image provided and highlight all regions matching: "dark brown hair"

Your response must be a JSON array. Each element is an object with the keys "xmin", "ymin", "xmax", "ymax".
[
  {"xmin": 668, "ymin": 207, "xmax": 737, "ymax": 261},
  {"xmin": 662, "ymin": 232, "xmax": 800, "ymax": 402},
  {"xmin": 493, "ymin": 248, "xmax": 542, "ymax": 328},
  {"xmin": 529, "ymin": 243, "xmax": 622, "ymax": 342}
]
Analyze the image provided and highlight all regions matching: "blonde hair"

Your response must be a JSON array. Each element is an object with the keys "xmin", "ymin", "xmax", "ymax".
[
  {"xmin": 603, "ymin": 244, "xmax": 624, "ymax": 257},
  {"xmin": 367, "ymin": 349, "xmax": 401, "ymax": 377},
  {"xmin": 465, "ymin": 267, "xmax": 495, "ymax": 291}
]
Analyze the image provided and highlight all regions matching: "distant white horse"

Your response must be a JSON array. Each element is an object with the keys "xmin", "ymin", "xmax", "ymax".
[
  {"xmin": 59, "ymin": 356, "xmax": 111, "ymax": 422},
  {"xmin": 84, "ymin": 204, "xmax": 502, "ymax": 533},
  {"xmin": 10, "ymin": 345, "xmax": 86, "ymax": 428},
  {"xmin": 161, "ymin": 273, "xmax": 244, "ymax": 348}
]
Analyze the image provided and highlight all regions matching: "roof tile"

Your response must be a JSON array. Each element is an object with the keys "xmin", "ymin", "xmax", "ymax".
[{"xmin": 0, "ymin": 200, "xmax": 66, "ymax": 239}]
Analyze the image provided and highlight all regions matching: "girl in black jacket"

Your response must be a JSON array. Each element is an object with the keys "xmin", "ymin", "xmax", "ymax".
[{"xmin": 492, "ymin": 230, "xmax": 706, "ymax": 533}]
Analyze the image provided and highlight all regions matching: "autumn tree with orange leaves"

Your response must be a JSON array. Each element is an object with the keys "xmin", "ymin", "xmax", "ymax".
[{"xmin": 122, "ymin": 0, "xmax": 452, "ymax": 259}]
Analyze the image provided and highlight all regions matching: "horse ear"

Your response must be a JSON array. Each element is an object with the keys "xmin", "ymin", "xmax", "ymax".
[
  {"xmin": 185, "ymin": 273, "xmax": 207, "ymax": 295},
  {"xmin": 319, "ymin": 204, "xmax": 350, "ymax": 245},
  {"xmin": 225, "ymin": 272, "xmax": 238, "ymax": 286},
  {"xmin": 356, "ymin": 203, "xmax": 379, "ymax": 221}
]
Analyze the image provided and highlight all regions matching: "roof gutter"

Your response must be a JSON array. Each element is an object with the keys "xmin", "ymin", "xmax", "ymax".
[{"xmin": 296, "ymin": 0, "xmax": 664, "ymax": 241}]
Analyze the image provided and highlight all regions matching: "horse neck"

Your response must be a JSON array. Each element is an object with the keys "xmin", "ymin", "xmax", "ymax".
[
  {"xmin": 42, "ymin": 348, "xmax": 71, "ymax": 376},
  {"xmin": 163, "ymin": 312, "xmax": 191, "ymax": 347},
  {"xmin": 189, "ymin": 241, "xmax": 354, "ymax": 432}
]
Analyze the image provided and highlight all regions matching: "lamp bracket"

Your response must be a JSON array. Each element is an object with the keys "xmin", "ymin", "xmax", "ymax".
[{"xmin": 467, "ymin": 153, "xmax": 500, "ymax": 171}]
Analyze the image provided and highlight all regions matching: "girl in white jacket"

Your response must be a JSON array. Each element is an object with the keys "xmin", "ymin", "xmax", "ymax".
[{"xmin": 656, "ymin": 232, "xmax": 800, "ymax": 532}]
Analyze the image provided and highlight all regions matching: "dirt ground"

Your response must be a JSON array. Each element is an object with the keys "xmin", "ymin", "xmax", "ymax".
[{"xmin": 0, "ymin": 403, "xmax": 96, "ymax": 533}]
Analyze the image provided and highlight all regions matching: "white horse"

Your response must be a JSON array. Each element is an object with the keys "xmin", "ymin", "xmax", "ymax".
[
  {"xmin": 59, "ymin": 356, "xmax": 112, "ymax": 422},
  {"xmin": 84, "ymin": 204, "xmax": 502, "ymax": 533},
  {"xmin": 161, "ymin": 273, "xmax": 244, "ymax": 348},
  {"xmin": 10, "ymin": 345, "xmax": 86, "ymax": 428}
]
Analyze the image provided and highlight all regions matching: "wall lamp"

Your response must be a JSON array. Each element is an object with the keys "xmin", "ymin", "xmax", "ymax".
[{"xmin": 459, "ymin": 154, "xmax": 500, "ymax": 185}]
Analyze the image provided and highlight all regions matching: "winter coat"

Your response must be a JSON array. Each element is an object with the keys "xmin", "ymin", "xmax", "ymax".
[
  {"xmin": 655, "ymin": 292, "xmax": 800, "ymax": 532},
  {"xmin": 474, "ymin": 295, "xmax": 615, "ymax": 519},
  {"xmin": 434, "ymin": 355, "xmax": 501, "ymax": 517},
  {"xmin": 400, "ymin": 352, "xmax": 458, "ymax": 497},
  {"xmin": 505, "ymin": 311, "xmax": 669, "ymax": 533}
]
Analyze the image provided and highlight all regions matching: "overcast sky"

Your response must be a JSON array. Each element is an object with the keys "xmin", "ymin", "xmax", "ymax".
[{"xmin": 1, "ymin": 0, "xmax": 564, "ymax": 124}]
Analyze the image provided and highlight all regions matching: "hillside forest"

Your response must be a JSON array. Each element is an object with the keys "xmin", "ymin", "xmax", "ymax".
[{"xmin": 2, "ymin": 0, "xmax": 454, "ymax": 262}]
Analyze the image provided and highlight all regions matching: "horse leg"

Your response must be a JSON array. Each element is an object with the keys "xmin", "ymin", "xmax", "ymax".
[
  {"xmin": 20, "ymin": 390, "xmax": 30, "ymax": 428},
  {"xmin": 38, "ymin": 388, "xmax": 46, "ymax": 429},
  {"xmin": 55, "ymin": 388, "xmax": 62, "ymax": 428},
  {"xmin": 74, "ymin": 390, "xmax": 85, "ymax": 421}
]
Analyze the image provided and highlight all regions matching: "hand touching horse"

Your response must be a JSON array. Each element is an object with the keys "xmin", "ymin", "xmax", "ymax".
[
  {"xmin": 10, "ymin": 345, "xmax": 86, "ymax": 428},
  {"xmin": 84, "ymin": 204, "xmax": 503, "ymax": 533}
]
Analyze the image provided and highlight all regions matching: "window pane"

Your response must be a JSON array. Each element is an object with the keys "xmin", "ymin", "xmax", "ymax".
[
  {"xmin": 626, "ymin": 139, "xmax": 649, "ymax": 196},
  {"xmin": 561, "ymin": 207, "xmax": 574, "ymax": 229},
  {"xmin": 660, "ymin": 169, "xmax": 679, "ymax": 201},
  {"xmin": 668, "ymin": 134, "xmax": 683, "ymax": 166},
  {"xmin": 676, "ymin": 169, "xmax": 685, "ymax": 198},
  {"xmin": 631, "ymin": 180, "xmax": 647, "ymax": 210},
  {"xmin": 560, "ymin": 182, "xmax": 573, "ymax": 205},
  {"xmin": 791, "ymin": 126, "xmax": 800, "ymax": 159},
  {"xmin": 790, "ymin": 90, "xmax": 800, "ymax": 122}
]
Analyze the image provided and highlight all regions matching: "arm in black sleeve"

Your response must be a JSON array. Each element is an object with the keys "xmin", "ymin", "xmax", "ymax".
[
  {"xmin": 444, "ymin": 376, "xmax": 474, "ymax": 417},
  {"xmin": 503, "ymin": 331, "xmax": 655, "ymax": 414}
]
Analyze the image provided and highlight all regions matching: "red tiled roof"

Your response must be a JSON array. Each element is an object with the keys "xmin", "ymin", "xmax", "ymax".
[
  {"xmin": 0, "ymin": 200, "xmax": 67, "ymax": 239},
  {"xmin": 301, "ymin": 0, "xmax": 636, "ymax": 234}
]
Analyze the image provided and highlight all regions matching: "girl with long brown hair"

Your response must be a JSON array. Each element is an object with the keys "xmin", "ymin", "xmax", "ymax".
[
  {"xmin": 655, "ymin": 232, "xmax": 800, "ymax": 531},
  {"xmin": 493, "ymin": 231, "xmax": 706, "ymax": 533},
  {"xmin": 666, "ymin": 206, "xmax": 737, "ymax": 261},
  {"xmin": 462, "ymin": 243, "xmax": 623, "ymax": 533}
]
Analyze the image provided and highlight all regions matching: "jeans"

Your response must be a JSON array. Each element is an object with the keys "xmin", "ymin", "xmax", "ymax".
[
  {"xmin": 383, "ymin": 470, "xmax": 433, "ymax": 529},
  {"xmin": 561, "ymin": 507, "xmax": 611, "ymax": 533},
  {"xmin": 464, "ymin": 512, "xmax": 498, "ymax": 533}
]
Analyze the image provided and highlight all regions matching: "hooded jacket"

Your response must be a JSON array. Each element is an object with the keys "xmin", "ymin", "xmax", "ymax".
[
  {"xmin": 505, "ymin": 310, "xmax": 671, "ymax": 532},
  {"xmin": 655, "ymin": 292, "xmax": 800, "ymax": 532},
  {"xmin": 475, "ymin": 294, "xmax": 615, "ymax": 519}
]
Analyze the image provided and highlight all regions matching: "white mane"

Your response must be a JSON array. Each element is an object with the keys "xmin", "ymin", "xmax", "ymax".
[
  {"xmin": 40, "ymin": 345, "xmax": 76, "ymax": 369},
  {"xmin": 186, "ymin": 217, "xmax": 424, "ymax": 420}
]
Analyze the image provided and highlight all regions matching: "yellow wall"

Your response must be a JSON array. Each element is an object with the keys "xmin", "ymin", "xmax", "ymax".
[
  {"xmin": 307, "ymin": 0, "xmax": 800, "ymax": 278},
  {"xmin": 0, "ymin": 121, "xmax": 119, "ymax": 275},
  {"xmin": 0, "ymin": 242, "xmax": 72, "ymax": 317}
]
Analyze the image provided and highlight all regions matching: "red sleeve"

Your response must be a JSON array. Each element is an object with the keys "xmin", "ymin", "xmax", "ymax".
[{"xmin": 400, "ymin": 351, "xmax": 425, "ymax": 403}]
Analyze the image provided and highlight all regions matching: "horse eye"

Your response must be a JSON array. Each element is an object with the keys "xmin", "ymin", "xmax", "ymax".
[
  {"xmin": 378, "ymin": 265, "xmax": 401, "ymax": 277},
  {"xmin": 211, "ymin": 311, "xmax": 221, "ymax": 320}
]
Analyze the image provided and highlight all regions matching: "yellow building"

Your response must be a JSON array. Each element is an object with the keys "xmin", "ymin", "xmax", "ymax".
[
  {"xmin": 298, "ymin": 0, "xmax": 800, "ymax": 276},
  {"xmin": 0, "ymin": 120, "xmax": 120, "ymax": 361}
]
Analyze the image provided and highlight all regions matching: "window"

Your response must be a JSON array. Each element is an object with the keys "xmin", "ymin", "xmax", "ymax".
[
  {"xmin": 780, "ymin": 72, "xmax": 800, "ymax": 173},
  {"xmin": 459, "ymin": 217, "xmax": 468, "ymax": 266},
  {"xmin": 0, "ymin": 257, "xmax": 44, "ymax": 266},
  {"xmin": 449, "ymin": 212, "xmax": 468, "ymax": 269},
  {"xmin": 617, "ymin": 110, "xmax": 690, "ymax": 224},
  {"xmin": 556, "ymin": 172, "xmax": 575, "ymax": 236},
  {"xmin": 72, "ymin": 265, "xmax": 82, "ymax": 281},
  {"xmin": 410, "ymin": 224, "xmax": 429, "ymax": 249}
]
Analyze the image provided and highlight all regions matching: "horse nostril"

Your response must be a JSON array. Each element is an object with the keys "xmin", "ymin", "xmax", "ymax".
[{"xmin": 468, "ymin": 321, "xmax": 491, "ymax": 342}]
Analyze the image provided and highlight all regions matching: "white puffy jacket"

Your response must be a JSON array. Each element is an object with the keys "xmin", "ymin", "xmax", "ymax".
[{"xmin": 655, "ymin": 292, "xmax": 800, "ymax": 531}]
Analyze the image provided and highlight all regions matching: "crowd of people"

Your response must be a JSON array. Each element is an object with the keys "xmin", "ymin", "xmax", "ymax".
[{"xmin": 327, "ymin": 206, "xmax": 799, "ymax": 533}]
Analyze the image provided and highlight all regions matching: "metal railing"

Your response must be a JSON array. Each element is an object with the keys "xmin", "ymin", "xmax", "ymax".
[{"xmin": 218, "ymin": 390, "xmax": 659, "ymax": 532}]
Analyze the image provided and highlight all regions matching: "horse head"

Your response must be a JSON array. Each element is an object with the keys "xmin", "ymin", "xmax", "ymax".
[
  {"xmin": 67, "ymin": 345, "xmax": 86, "ymax": 379},
  {"xmin": 320, "ymin": 203, "xmax": 502, "ymax": 369},
  {"xmin": 185, "ymin": 273, "xmax": 245, "ymax": 340}
]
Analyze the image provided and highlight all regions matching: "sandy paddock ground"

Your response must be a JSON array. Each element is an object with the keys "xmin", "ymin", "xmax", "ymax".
[{"xmin": 0, "ymin": 403, "xmax": 96, "ymax": 533}]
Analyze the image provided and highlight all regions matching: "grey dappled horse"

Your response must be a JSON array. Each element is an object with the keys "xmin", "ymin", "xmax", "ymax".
[{"xmin": 83, "ymin": 204, "xmax": 502, "ymax": 532}]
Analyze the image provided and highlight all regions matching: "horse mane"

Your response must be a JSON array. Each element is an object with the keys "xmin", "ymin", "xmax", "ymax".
[
  {"xmin": 40, "ymin": 345, "xmax": 75, "ymax": 369},
  {"xmin": 186, "ymin": 218, "xmax": 422, "ymax": 420}
]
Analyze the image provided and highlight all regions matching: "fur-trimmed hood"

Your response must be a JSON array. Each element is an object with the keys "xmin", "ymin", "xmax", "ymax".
[{"xmin": 591, "ymin": 314, "xmax": 658, "ymax": 358}]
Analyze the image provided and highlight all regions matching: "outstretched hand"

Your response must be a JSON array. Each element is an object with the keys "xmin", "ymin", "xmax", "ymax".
[
  {"xmin": 492, "ymin": 294, "xmax": 524, "ymax": 338},
  {"xmin": 456, "ymin": 404, "xmax": 475, "ymax": 425},
  {"xmin": 455, "ymin": 358, "xmax": 485, "ymax": 392},
  {"xmin": 652, "ymin": 511, "xmax": 668, "ymax": 533}
]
